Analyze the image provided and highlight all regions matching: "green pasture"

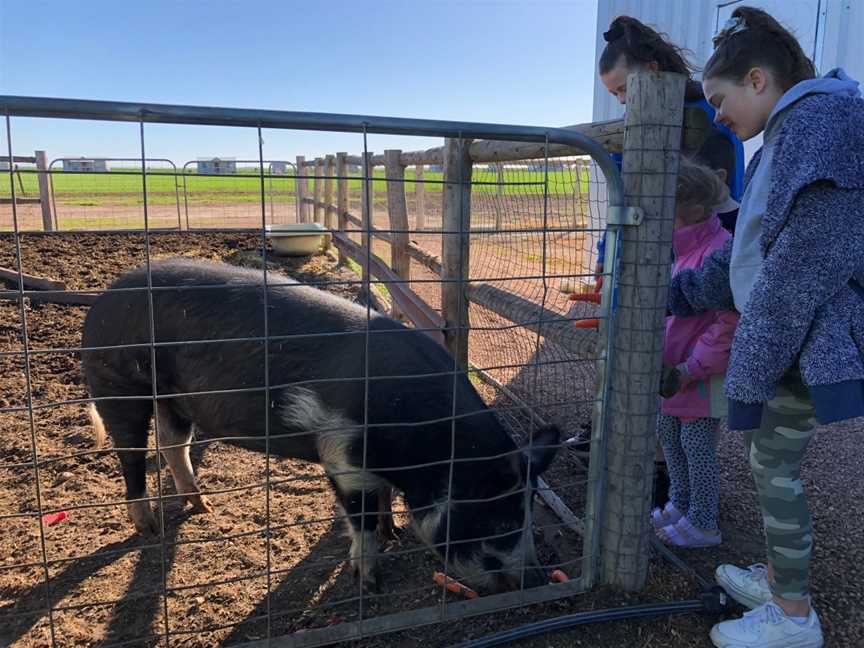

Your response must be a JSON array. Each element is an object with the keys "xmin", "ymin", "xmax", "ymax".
[{"xmin": 1, "ymin": 166, "xmax": 589, "ymax": 205}]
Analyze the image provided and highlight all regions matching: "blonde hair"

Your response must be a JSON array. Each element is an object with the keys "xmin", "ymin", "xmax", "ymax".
[{"xmin": 676, "ymin": 156, "xmax": 730, "ymax": 212}]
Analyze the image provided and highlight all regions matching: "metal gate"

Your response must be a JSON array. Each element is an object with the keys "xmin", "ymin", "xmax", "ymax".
[
  {"xmin": 0, "ymin": 89, "xmax": 682, "ymax": 647},
  {"xmin": 48, "ymin": 157, "xmax": 182, "ymax": 231},
  {"xmin": 180, "ymin": 159, "xmax": 299, "ymax": 229}
]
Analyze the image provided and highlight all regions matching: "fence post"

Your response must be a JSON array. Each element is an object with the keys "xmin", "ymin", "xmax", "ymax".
[
  {"xmin": 360, "ymin": 151, "xmax": 375, "ymax": 285},
  {"xmin": 295, "ymin": 155, "xmax": 307, "ymax": 223},
  {"xmin": 35, "ymin": 150, "xmax": 52, "ymax": 231},
  {"xmin": 415, "ymin": 163, "xmax": 425, "ymax": 231},
  {"xmin": 313, "ymin": 157, "xmax": 324, "ymax": 224},
  {"xmin": 336, "ymin": 152, "xmax": 348, "ymax": 264},
  {"xmin": 495, "ymin": 162, "xmax": 505, "ymax": 231},
  {"xmin": 441, "ymin": 138, "xmax": 473, "ymax": 368},
  {"xmin": 385, "ymin": 150, "xmax": 410, "ymax": 320},
  {"xmin": 599, "ymin": 71, "xmax": 685, "ymax": 590},
  {"xmin": 323, "ymin": 154, "xmax": 335, "ymax": 251}
]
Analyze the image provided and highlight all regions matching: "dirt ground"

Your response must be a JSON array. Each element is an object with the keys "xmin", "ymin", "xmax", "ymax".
[
  {"xmin": 1, "ymin": 232, "xmax": 862, "ymax": 648},
  {"xmin": 0, "ymin": 232, "xmax": 586, "ymax": 648}
]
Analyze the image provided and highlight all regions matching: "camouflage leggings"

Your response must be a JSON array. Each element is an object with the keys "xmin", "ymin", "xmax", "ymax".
[{"xmin": 743, "ymin": 368, "xmax": 816, "ymax": 601}]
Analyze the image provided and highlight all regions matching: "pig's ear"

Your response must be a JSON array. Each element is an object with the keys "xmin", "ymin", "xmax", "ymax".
[{"xmin": 524, "ymin": 424, "xmax": 560, "ymax": 476}]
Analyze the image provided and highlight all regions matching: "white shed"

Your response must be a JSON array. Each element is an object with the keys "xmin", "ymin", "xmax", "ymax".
[
  {"xmin": 196, "ymin": 157, "xmax": 237, "ymax": 175},
  {"xmin": 62, "ymin": 158, "xmax": 108, "ymax": 172}
]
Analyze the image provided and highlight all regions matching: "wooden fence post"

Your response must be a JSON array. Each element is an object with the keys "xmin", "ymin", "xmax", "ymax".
[
  {"xmin": 415, "ymin": 163, "xmax": 425, "ymax": 231},
  {"xmin": 360, "ymin": 151, "xmax": 375, "ymax": 285},
  {"xmin": 385, "ymin": 150, "xmax": 410, "ymax": 320},
  {"xmin": 495, "ymin": 162, "xmax": 505, "ymax": 231},
  {"xmin": 441, "ymin": 138, "xmax": 473, "ymax": 368},
  {"xmin": 336, "ymin": 152, "xmax": 348, "ymax": 264},
  {"xmin": 295, "ymin": 155, "xmax": 307, "ymax": 223},
  {"xmin": 599, "ymin": 71, "xmax": 685, "ymax": 590},
  {"xmin": 35, "ymin": 150, "xmax": 52, "ymax": 231},
  {"xmin": 324, "ymin": 154, "xmax": 335, "ymax": 251},
  {"xmin": 313, "ymin": 157, "xmax": 324, "ymax": 225}
]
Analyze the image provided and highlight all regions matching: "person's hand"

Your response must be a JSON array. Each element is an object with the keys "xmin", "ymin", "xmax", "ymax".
[
  {"xmin": 659, "ymin": 364, "xmax": 681, "ymax": 398},
  {"xmin": 675, "ymin": 362, "xmax": 693, "ymax": 387},
  {"xmin": 660, "ymin": 363, "xmax": 694, "ymax": 397}
]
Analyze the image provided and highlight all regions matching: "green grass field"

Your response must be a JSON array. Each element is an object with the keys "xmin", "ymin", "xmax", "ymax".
[{"xmin": 1, "ymin": 167, "xmax": 590, "ymax": 205}]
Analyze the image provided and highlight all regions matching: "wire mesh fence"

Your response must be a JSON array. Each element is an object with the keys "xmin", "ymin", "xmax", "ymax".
[
  {"xmin": 47, "ymin": 158, "xmax": 182, "ymax": 232},
  {"xmin": 0, "ymin": 155, "xmax": 47, "ymax": 232},
  {"xmin": 181, "ymin": 160, "xmax": 299, "ymax": 230},
  {"xmin": 0, "ymin": 97, "xmax": 638, "ymax": 648}
]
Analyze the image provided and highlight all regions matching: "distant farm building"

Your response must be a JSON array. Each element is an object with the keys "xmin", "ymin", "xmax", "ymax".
[
  {"xmin": 62, "ymin": 158, "xmax": 108, "ymax": 172},
  {"xmin": 196, "ymin": 157, "xmax": 237, "ymax": 174},
  {"xmin": 270, "ymin": 161, "xmax": 289, "ymax": 175}
]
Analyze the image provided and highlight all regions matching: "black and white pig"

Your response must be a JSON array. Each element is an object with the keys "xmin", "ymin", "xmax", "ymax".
[{"xmin": 81, "ymin": 257, "xmax": 560, "ymax": 592}]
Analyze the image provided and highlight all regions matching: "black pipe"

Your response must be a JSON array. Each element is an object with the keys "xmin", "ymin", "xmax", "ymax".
[
  {"xmin": 451, "ymin": 536, "xmax": 731, "ymax": 648},
  {"xmin": 449, "ymin": 600, "xmax": 706, "ymax": 648}
]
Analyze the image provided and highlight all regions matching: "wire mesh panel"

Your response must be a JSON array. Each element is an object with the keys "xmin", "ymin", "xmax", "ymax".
[
  {"xmin": 0, "ymin": 98, "xmax": 634, "ymax": 648},
  {"xmin": 0, "ymin": 157, "xmax": 45, "ymax": 232},
  {"xmin": 44, "ymin": 158, "xmax": 182, "ymax": 232},
  {"xmin": 181, "ymin": 159, "xmax": 298, "ymax": 229}
]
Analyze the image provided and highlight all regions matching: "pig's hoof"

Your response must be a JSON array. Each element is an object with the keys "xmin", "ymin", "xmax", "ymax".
[
  {"xmin": 127, "ymin": 501, "xmax": 159, "ymax": 536},
  {"xmin": 361, "ymin": 566, "xmax": 383, "ymax": 593},
  {"xmin": 186, "ymin": 493, "xmax": 213, "ymax": 514},
  {"xmin": 350, "ymin": 561, "xmax": 383, "ymax": 593}
]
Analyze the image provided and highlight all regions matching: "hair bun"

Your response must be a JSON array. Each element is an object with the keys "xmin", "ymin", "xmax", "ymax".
[{"xmin": 603, "ymin": 23, "xmax": 625, "ymax": 42}]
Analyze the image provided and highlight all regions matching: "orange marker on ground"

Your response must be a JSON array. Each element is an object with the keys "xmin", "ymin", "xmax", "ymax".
[
  {"xmin": 550, "ymin": 569, "xmax": 570, "ymax": 583},
  {"xmin": 433, "ymin": 571, "xmax": 478, "ymax": 599}
]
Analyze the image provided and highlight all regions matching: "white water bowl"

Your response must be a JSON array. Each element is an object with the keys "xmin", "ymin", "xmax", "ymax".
[{"xmin": 265, "ymin": 223, "xmax": 328, "ymax": 256}]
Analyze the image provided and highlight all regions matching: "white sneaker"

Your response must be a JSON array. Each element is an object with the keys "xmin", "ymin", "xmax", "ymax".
[
  {"xmin": 710, "ymin": 601, "xmax": 823, "ymax": 648},
  {"xmin": 715, "ymin": 563, "xmax": 773, "ymax": 610}
]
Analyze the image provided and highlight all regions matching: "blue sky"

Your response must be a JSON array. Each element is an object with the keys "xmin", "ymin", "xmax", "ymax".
[{"xmin": 0, "ymin": 0, "xmax": 599, "ymax": 164}]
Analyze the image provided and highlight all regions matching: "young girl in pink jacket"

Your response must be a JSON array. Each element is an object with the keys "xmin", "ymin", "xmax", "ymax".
[{"xmin": 652, "ymin": 157, "xmax": 739, "ymax": 548}]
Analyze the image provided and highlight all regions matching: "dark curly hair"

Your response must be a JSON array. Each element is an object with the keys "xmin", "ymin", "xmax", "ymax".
[
  {"xmin": 599, "ymin": 15, "xmax": 695, "ymax": 77},
  {"xmin": 704, "ymin": 6, "xmax": 815, "ymax": 91}
]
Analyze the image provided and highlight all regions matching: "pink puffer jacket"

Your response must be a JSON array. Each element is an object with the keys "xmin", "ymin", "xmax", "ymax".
[{"xmin": 662, "ymin": 215, "xmax": 739, "ymax": 419}]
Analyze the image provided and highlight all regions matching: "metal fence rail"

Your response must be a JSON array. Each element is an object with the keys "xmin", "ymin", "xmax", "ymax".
[{"xmin": 0, "ymin": 92, "xmax": 657, "ymax": 648}]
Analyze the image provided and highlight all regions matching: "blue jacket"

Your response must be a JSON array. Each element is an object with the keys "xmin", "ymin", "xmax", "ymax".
[{"xmin": 668, "ymin": 86, "xmax": 864, "ymax": 430}]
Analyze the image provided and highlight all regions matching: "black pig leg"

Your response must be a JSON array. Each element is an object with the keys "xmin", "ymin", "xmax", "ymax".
[
  {"xmin": 377, "ymin": 485, "xmax": 396, "ymax": 541},
  {"xmin": 156, "ymin": 404, "xmax": 212, "ymax": 514},
  {"xmin": 92, "ymin": 399, "xmax": 158, "ymax": 535},
  {"xmin": 330, "ymin": 477, "xmax": 383, "ymax": 592}
]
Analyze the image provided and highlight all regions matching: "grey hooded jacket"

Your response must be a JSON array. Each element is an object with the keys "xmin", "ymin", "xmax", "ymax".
[{"xmin": 668, "ymin": 69, "xmax": 864, "ymax": 430}]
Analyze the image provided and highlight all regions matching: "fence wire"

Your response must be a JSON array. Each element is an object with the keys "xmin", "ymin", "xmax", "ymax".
[{"xmin": 0, "ymin": 104, "xmax": 623, "ymax": 648}]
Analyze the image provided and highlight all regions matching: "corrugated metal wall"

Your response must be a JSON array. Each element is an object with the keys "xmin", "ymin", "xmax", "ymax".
[
  {"xmin": 821, "ymin": 1, "xmax": 864, "ymax": 81},
  {"xmin": 593, "ymin": 0, "xmax": 714, "ymax": 122},
  {"xmin": 593, "ymin": 0, "xmax": 864, "ymax": 123}
]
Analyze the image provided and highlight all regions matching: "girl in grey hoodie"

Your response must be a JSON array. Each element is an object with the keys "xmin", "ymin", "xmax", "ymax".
[{"xmin": 668, "ymin": 7, "xmax": 864, "ymax": 648}]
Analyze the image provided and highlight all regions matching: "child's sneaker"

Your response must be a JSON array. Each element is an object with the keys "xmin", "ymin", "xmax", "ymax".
[
  {"xmin": 650, "ymin": 501, "xmax": 683, "ymax": 530},
  {"xmin": 656, "ymin": 516, "xmax": 721, "ymax": 548},
  {"xmin": 710, "ymin": 601, "xmax": 823, "ymax": 648},
  {"xmin": 715, "ymin": 563, "xmax": 773, "ymax": 609}
]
